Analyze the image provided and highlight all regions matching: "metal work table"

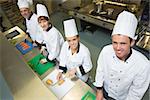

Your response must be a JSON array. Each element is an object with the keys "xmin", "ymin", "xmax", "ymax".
[
  {"xmin": 0, "ymin": 33, "xmax": 57, "ymax": 100},
  {"xmin": 59, "ymin": 1, "xmax": 115, "ymax": 30},
  {"xmin": 1, "ymin": 26, "xmax": 95, "ymax": 99},
  {"xmin": 59, "ymin": 0, "xmax": 144, "ymax": 31}
]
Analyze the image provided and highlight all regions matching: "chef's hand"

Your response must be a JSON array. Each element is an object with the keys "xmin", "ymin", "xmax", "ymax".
[
  {"xmin": 42, "ymin": 50, "xmax": 48, "ymax": 57},
  {"xmin": 68, "ymin": 68, "xmax": 77, "ymax": 78},
  {"xmin": 96, "ymin": 89, "xmax": 104, "ymax": 100},
  {"xmin": 32, "ymin": 42, "xmax": 37, "ymax": 47},
  {"xmin": 25, "ymin": 34, "xmax": 29, "ymax": 39},
  {"xmin": 57, "ymin": 72, "xmax": 62, "ymax": 81},
  {"xmin": 40, "ymin": 46, "xmax": 48, "ymax": 57},
  {"xmin": 40, "ymin": 58, "xmax": 47, "ymax": 64},
  {"xmin": 40, "ymin": 46, "xmax": 46, "ymax": 53}
]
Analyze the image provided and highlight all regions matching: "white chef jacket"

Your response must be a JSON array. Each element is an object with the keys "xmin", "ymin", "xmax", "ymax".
[
  {"xmin": 93, "ymin": 45, "xmax": 150, "ymax": 100},
  {"xmin": 26, "ymin": 13, "xmax": 43, "ymax": 42},
  {"xmin": 59, "ymin": 41, "xmax": 93, "ymax": 82},
  {"xmin": 40, "ymin": 26, "xmax": 64, "ymax": 61}
]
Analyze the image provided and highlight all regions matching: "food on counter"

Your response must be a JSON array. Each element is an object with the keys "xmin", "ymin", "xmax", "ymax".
[
  {"xmin": 58, "ymin": 79, "xmax": 65, "ymax": 85},
  {"xmin": 46, "ymin": 79, "xmax": 53, "ymax": 85},
  {"xmin": 20, "ymin": 42, "xmax": 30, "ymax": 50}
]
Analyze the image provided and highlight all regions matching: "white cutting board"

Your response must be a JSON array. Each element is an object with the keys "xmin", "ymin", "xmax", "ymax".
[{"xmin": 42, "ymin": 69, "xmax": 75, "ymax": 99}]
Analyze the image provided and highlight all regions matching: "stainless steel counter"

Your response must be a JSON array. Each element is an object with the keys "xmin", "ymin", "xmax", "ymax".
[
  {"xmin": 1, "ymin": 26, "xmax": 96, "ymax": 99},
  {"xmin": 0, "ymin": 34, "xmax": 57, "ymax": 100}
]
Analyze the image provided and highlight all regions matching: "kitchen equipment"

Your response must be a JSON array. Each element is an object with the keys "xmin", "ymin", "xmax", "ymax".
[{"xmin": 136, "ymin": 31, "xmax": 150, "ymax": 51}]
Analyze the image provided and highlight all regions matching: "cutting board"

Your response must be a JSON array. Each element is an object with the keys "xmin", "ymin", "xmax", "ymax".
[
  {"xmin": 16, "ymin": 39, "xmax": 33, "ymax": 55},
  {"xmin": 42, "ymin": 69, "xmax": 75, "ymax": 99},
  {"xmin": 28, "ymin": 54, "xmax": 55, "ymax": 75}
]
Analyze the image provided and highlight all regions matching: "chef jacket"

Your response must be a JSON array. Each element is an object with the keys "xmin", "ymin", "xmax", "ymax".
[
  {"xmin": 93, "ymin": 44, "xmax": 150, "ymax": 100},
  {"xmin": 39, "ymin": 26, "xmax": 64, "ymax": 61},
  {"xmin": 59, "ymin": 41, "xmax": 93, "ymax": 82},
  {"xmin": 25, "ymin": 13, "xmax": 42, "ymax": 42}
]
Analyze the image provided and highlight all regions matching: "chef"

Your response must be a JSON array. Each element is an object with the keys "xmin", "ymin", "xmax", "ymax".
[
  {"xmin": 94, "ymin": 11, "xmax": 150, "ymax": 100},
  {"xmin": 36, "ymin": 4, "xmax": 64, "ymax": 64},
  {"xmin": 17, "ymin": 0, "xmax": 42, "ymax": 46},
  {"xmin": 56, "ymin": 19, "xmax": 93, "ymax": 82}
]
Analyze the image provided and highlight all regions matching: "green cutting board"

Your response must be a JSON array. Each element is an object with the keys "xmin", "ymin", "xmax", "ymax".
[
  {"xmin": 28, "ymin": 54, "xmax": 55, "ymax": 75},
  {"xmin": 81, "ymin": 91, "xmax": 96, "ymax": 100}
]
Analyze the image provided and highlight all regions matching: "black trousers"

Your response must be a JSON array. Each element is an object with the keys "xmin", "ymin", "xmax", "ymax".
[{"xmin": 103, "ymin": 88, "xmax": 116, "ymax": 100}]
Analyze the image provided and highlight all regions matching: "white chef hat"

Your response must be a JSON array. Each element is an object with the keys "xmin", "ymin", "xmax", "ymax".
[
  {"xmin": 17, "ymin": 0, "xmax": 29, "ymax": 9},
  {"xmin": 112, "ymin": 11, "xmax": 138, "ymax": 39},
  {"xmin": 63, "ymin": 19, "xmax": 78, "ymax": 37},
  {"xmin": 36, "ymin": 4, "xmax": 49, "ymax": 18},
  {"xmin": 27, "ymin": 0, "xmax": 33, "ymax": 6}
]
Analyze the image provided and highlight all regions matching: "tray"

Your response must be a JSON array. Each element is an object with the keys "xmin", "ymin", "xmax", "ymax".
[{"xmin": 16, "ymin": 39, "xmax": 33, "ymax": 55}]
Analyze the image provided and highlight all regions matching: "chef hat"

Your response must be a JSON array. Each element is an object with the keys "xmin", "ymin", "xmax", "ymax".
[
  {"xmin": 27, "ymin": 0, "xmax": 33, "ymax": 6},
  {"xmin": 36, "ymin": 4, "xmax": 49, "ymax": 18},
  {"xmin": 63, "ymin": 19, "xmax": 78, "ymax": 37},
  {"xmin": 17, "ymin": 0, "xmax": 29, "ymax": 9},
  {"xmin": 112, "ymin": 11, "xmax": 138, "ymax": 39}
]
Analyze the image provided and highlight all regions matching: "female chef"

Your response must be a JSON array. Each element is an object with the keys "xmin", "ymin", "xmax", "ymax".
[
  {"xmin": 56, "ymin": 19, "xmax": 93, "ymax": 82},
  {"xmin": 17, "ymin": 0, "xmax": 42, "ymax": 46},
  {"xmin": 94, "ymin": 11, "xmax": 150, "ymax": 100},
  {"xmin": 36, "ymin": 4, "xmax": 64, "ymax": 64}
]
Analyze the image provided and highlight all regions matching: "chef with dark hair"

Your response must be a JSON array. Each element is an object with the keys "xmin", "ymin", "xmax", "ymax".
[
  {"xmin": 36, "ymin": 4, "xmax": 64, "ymax": 64},
  {"xmin": 57, "ymin": 19, "xmax": 93, "ymax": 82},
  {"xmin": 94, "ymin": 11, "xmax": 150, "ymax": 100}
]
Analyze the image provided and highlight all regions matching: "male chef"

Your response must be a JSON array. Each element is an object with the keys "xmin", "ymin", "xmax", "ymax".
[
  {"xmin": 94, "ymin": 11, "xmax": 150, "ymax": 100},
  {"xmin": 17, "ymin": 0, "xmax": 42, "ymax": 46}
]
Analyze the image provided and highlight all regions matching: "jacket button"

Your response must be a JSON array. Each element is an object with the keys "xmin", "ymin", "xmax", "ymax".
[{"xmin": 118, "ymin": 79, "xmax": 120, "ymax": 81}]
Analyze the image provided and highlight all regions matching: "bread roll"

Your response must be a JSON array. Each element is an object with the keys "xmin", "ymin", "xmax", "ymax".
[
  {"xmin": 58, "ymin": 79, "xmax": 65, "ymax": 85},
  {"xmin": 46, "ymin": 79, "xmax": 53, "ymax": 85}
]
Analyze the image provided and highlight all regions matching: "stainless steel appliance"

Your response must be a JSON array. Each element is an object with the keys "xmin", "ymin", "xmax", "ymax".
[{"xmin": 59, "ymin": 0, "xmax": 145, "ymax": 30}]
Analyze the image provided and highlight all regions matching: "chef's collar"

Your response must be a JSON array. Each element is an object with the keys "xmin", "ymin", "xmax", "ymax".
[
  {"xmin": 68, "ymin": 43, "xmax": 80, "ymax": 54},
  {"xmin": 46, "ymin": 24, "xmax": 52, "ymax": 32},
  {"xmin": 113, "ymin": 48, "xmax": 132, "ymax": 62},
  {"xmin": 27, "ymin": 12, "xmax": 33, "ymax": 20},
  {"xmin": 125, "ymin": 48, "xmax": 132, "ymax": 62}
]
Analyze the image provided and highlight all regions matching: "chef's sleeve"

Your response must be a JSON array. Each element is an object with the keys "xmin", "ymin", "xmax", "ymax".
[
  {"xmin": 58, "ymin": 42, "xmax": 68, "ymax": 73},
  {"xmin": 93, "ymin": 49, "xmax": 105, "ymax": 89},
  {"xmin": 76, "ymin": 48, "xmax": 92, "ymax": 76},
  {"xmin": 47, "ymin": 32, "xmax": 61, "ymax": 61}
]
